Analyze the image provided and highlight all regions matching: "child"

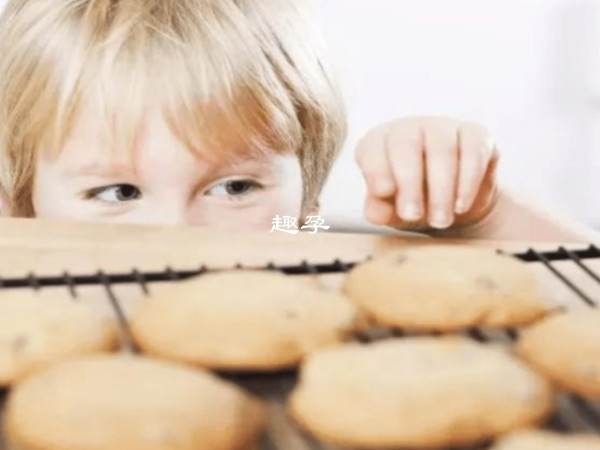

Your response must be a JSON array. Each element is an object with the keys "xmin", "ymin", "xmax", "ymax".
[{"xmin": 0, "ymin": 0, "xmax": 593, "ymax": 241}]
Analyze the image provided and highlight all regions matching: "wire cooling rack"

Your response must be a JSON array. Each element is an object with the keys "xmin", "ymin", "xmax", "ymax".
[{"xmin": 0, "ymin": 244, "xmax": 599, "ymax": 449}]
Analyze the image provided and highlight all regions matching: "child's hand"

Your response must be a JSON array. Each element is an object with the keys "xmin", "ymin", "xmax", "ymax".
[{"xmin": 356, "ymin": 117, "xmax": 499, "ymax": 230}]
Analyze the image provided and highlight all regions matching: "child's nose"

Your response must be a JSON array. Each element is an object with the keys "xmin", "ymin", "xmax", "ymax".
[{"xmin": 136, "ymin": 203, "xmax": 189, "ymax": 227}]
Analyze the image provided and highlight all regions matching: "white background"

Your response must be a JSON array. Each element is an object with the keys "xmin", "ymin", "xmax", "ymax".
[
  {"xmin": 316, "ymin": 0, "xmax": 600, "ymax": 231},
  {"xmin": 1, "ymin": 0, "xmax": 599, "ymax": 230}
]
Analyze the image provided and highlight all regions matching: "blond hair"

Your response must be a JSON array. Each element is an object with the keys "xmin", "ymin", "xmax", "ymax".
[{"xmin": 0, "ymin": 0, "xmax": 346, "ymax": 217}]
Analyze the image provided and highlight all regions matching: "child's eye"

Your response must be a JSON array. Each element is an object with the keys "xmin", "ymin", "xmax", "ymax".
[
  {"xmin": 205, "ymin": 179, "xmax": 262, "ymax": 198},
  {"xmin": 85, "ymin": 184, "xmax": 142, "ymax": 204}
]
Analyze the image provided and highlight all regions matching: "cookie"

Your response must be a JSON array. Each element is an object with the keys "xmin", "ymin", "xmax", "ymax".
[
  {"xmin": 491, "ymin": 430, "xmax": 600, "ymax": 449},
  {"xmin": 516, "ymin": 311, "xmax": 600, "ymax": 398},
  {"xmin": 289, "ymin": 337, "xmax": 553, "ymax": 449},
  {"xmin": 344, "ymin": 246, "xmax": 548, "ymax": 331},
  {"xmin": 0, "ymin": 290, "xmax": 118, "ymax": 386},
  {"xmin": 131, "ymin": 270, "xmax": 359, "ymax": 370},
  {"xmin": 4, "ymin": 355, "xmax": 266, "ymax": 450}
]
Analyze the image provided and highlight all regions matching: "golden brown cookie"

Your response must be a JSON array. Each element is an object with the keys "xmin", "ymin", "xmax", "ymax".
[
  {"xmin": 516, "ymin": 311, "xmax": 600, "ymax": 399},
  {"xmin": 0, "ymin": 290, "xmax": 118, "ymax": 386},
  {"xmin": 4, "ymin": 355, "xmax": 266, "ymax": 450},
  {"xmin": 131, "ymin": 270, "xmax": 358, "ymax": 370},
  {"xmin": 289, "ymin": 337, "xmax": 554, "ymax": 449},
  {"xmin": 491, "ymin": 430, "xmax": 600, "ymax": 449},
  {"xmin": 344, "ymin": 245, "xmax": 548, "ymax": 331}
]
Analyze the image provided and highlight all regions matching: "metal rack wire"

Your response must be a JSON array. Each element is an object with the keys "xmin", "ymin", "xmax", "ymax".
[
  {"xmin": 0, "ymin": 244, "xmax": 599, "ymax": 449},
  {"xmin": 0, "ymin": 245, "xmax": 598, "ymax": 289}
]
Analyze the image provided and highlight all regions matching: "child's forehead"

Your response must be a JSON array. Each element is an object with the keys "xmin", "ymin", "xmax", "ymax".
[
  {"xmin": 54, "ymin": 143, "xmax": 290, "ymax": 187},
  {"xmin": 61, "ymin": 98, "xmax": 281, "ymax": 166},
  {"xmin": 59, "ymin": 153, "xmax": 286, "ymax": 181}
]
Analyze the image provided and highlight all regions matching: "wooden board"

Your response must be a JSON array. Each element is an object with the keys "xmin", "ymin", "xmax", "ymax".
[
  {"xmin": 0, "ymin": 217, "xmax": 594, "ymax": 275},
  {"xmin": 0, "ymin": 217, "xmax": 598, "ymax": 449}
]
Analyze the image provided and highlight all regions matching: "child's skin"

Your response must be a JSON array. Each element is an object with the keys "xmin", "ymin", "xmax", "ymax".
[
  {"xmin": 356, "ymin": 117, "xmax": 498, "ymax": 231},
  {"xmin": 22, "ymin": 105, "xmax": 589, "ymax": 242},
  {"xmin": 33, "ymin": 106, "xmax": 497, "ymax": 232},
  {"xmin": 26, "ymin": 109, "xmax": 591, "ymax": 241},
  {"xmin": 32, "ymin": 105, "xmax": 305, "ymax": 229},
  {"xmin": 356, "ymin": 118, "xmax": 593, "ymax": 241},
  {"xmin": 0, "ymin": 0, "xmax": 593, "ymax": 241}
]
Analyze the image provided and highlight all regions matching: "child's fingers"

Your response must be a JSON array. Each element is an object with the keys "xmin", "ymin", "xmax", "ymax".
[
  {"xmin": 355, "ymin": 129, "xmax": 396, "ymax": 198},
  {"xmin": 424, "ymin": 124, "xmax": 459, "ymax": 229},
  {"xmin": 364, "ymin": 195, "xmax": 395, "ymax": 225},
  {"xmin": 386, "ymin": 123, "xmax": 425, "ymax": 222},
  {"xmin": 455, "ymin": 123, "xmax": 495, "ymax": 214},
  {"xmin": 366, "ymin": 195, "xmax": 430, "ymax": 230},
  {"xmin": 468, "ymin": 150, "xmax": 500, "ymax": 218}
]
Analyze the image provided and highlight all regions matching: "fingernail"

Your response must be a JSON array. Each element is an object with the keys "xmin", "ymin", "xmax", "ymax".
[
  {"xmin": 455, "ymin": 199, "xmax": 468, "ymax": 214},
  {"xmin": 430, "ymin": 210, "xmax": 452, "ymax": 229},
  {"xmin": 401, "ymin": 204, "xmax": 422, "ymax": 221},
  {"xmin": 365, "ymin": 201, "xmax": 390, "ymax": 226}
]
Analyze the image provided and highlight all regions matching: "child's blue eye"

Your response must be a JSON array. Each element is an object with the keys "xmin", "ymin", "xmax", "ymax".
[
  {"xmin": 86, "ymin": 184, "xmax": 142, "ymax": 203},
  {"xmin": 205, "ymin": 179, "xmax": 261, "ymax": 198}
]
